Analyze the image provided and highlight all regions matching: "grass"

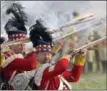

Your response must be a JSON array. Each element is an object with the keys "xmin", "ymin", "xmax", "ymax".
[{"xmin": 70, "ymin": 72, "xmax": 106, "ymax": 90}]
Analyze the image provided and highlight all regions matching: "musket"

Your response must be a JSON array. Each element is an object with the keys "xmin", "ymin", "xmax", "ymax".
[
  {"xmin": 1, "ymin": 13, "xmax": 96, "ymax": 46},
  {"xmin": 49, "ymin": 13, "xmax": 95, "ymax": 34},
  {"xmin": 75, "ymin": 36, "xmax": 107, "ymax": 51},
  {"xmin": 58, "ymin": 13, "xmax": 95, "ymax": 30},
  {"xmin": 69, "ymin": 36, "xmax": 107, "ymax": 56},
  {"xmin": 53, "ymin": 20, "xmax": 103, "ymax": 42},
  {"xmin": 51, "ymin": 36, "xmax": 107, "ymax": 65}
]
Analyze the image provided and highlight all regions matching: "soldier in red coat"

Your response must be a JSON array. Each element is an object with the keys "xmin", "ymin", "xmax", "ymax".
[
  {"xmin": 0, "ymin": 37, "xmax": 6, "ymax": 68},
  {"xmin": 0, "ymin": 33, "xmax": 38, "ymax": 90},
  {"xmin": 29, "ymin": 19, "xmax": 87, "ymax": 90},
  {"xmin": 0, "ymin": 4, "xmax": 38, "ymax": 89}
]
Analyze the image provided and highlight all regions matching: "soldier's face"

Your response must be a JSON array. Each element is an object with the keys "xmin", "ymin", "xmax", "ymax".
[
  {"xmin": 37, "ymin": 52, "xmax": 52, "ymax": 64},
  {"xmin": 9, "ymin": 43, "xmax": 26, "ymax": 54}
]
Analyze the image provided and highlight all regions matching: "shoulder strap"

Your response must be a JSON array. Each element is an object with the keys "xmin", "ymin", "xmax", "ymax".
[
  {"xmin": 59, "ymin": 75, "xmax": 72, "ymax": 90},
  {"xmin": 8, "ymin": 70, "xmax": 17, "ymax": 85},
  {"xmin": 30, "ymin": 69, "xmax": 39, "ymax": 90},
  {"xmin": 44, "ymin": 80, "xmax": 50, "ymax": 90}
]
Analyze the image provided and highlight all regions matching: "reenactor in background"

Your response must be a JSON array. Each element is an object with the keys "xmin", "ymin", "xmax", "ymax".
[
  {"xmin": 98, "ymin": 39, "xmax": 107, "ymax": 73},
  {"xmin": 93, "ymin": 31, "xmax": 102, "ymax": 72},
  {"xmin": 87, "ymin": 31, "xmax": 96, "ymax": 72},
  {"xmin": 95, "ymin": 28, "xmax": 107, "ymax": 73}
]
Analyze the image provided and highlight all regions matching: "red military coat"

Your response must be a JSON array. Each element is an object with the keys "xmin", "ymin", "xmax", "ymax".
[
  {"xmin": 1, "ymin": 52, "xmax": 38, "ymax": 89},
  {"xmin": 34, "ymin": 56, "xmax": 86, "ymax": 90}
]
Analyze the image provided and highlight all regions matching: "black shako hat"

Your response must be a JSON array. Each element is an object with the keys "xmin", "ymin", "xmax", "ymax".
[{"xmin": 29, "ymin": 19, "xmax": 53, "ymax": 53}]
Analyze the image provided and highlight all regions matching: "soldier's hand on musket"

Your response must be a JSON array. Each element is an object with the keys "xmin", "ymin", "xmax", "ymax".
[
  {"xmin": 73, "ymin": 48, "xmax": 87, "ymax": 66},
  {"xmin": 75, "ymin": 48, "xmax": 87, "ymax": 56}
]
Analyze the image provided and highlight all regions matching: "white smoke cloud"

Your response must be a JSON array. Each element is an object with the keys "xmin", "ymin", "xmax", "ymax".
[{"xmin": 1, "ymin": 1, "xmax": 106, "ymax": 39}]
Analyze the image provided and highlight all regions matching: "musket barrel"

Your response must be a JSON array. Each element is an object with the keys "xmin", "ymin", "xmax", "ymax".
[
  {"xmin": 67, "ymin": 36, "xmax": 107, "ymax": 59},
  {"xmin": 75, "ymin": 36, "xmax": 107, "ymax": 51},
  {"xmin": 48, "ymin": 14, "xmax": 95, "ymax": 34}
]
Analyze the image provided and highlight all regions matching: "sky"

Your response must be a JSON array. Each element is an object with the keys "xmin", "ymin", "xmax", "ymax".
[{"xmin": 1, "ymin": 1, "xmax": 106, "ymax": 39}]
